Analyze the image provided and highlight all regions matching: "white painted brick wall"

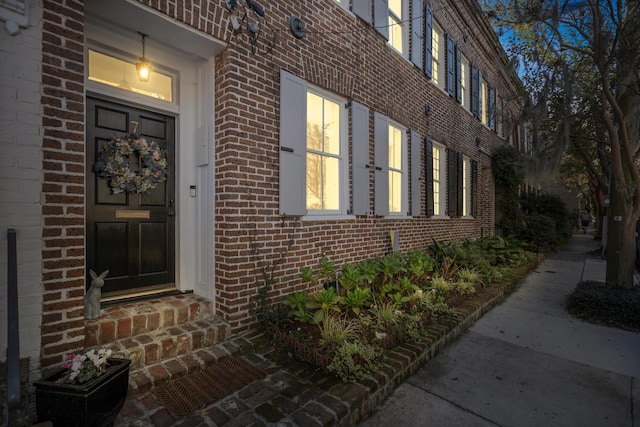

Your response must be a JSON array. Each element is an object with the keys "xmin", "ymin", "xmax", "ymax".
[{"xmin": 0, "ymin": 0, "xmax": 43, "ymax": 377}]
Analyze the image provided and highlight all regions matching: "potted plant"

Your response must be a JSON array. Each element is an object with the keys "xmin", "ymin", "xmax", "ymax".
[{"xmin": 34, "ymin": 348, "xmax": 130, "ymax": 427}]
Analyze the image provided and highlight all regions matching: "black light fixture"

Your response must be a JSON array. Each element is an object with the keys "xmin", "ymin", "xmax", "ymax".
[{"xmin": 136, "ymin": 32, "xmax": 151, "ymax": 82}]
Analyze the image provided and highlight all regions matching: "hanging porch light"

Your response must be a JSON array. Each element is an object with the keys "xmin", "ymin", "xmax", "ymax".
[{"xmin": 136, "ymin": 32, "xmax": 151, "ymax": 82}]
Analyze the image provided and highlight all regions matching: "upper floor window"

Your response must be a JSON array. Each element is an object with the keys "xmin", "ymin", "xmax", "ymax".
[
  {"xmin": 481, "ymin": 80, "xmax": 488, "ymax": 125},
  {"xmin": 432, "ymin": 141, "xmax": 446, "ymax": 216},
  {"xmin": 388, "ymin": 122, "xmax": 407, "ymax": 214},
  {"xmin": 306, "ymin": 89, "xmax": 348, "ymax": 214},
  {"xmin": 333, "ymin": 0, "xmax": 349, "ymax": 10},
  {"xmin": 388, "ymin": 0, "xmax": 407, "ymax": 56},
  {"xmin": 460, "ymin": 54, "xmax": 470, "ymax": 111},
  {"xmin": 432, "ymin": 21, "xmax": 445, "ymax": 90}
]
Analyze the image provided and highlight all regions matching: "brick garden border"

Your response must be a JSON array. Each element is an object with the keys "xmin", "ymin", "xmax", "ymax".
[{"xmin": 238, "ymin": 259, "xmax": 539, "ymax": 426}]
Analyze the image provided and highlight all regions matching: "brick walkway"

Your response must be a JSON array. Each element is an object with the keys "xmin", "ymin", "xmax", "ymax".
[{"xmin": 114, "ymin": 280, "xmax": 520, "ymax": 427}]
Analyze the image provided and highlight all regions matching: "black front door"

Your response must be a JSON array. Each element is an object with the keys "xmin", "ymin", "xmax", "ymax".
[{"xmin": 86, "ymin": 97, "xmax": 176, "ymax": 297}]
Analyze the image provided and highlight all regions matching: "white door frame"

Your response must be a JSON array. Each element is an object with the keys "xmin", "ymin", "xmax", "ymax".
[{"xmin": 84, "ymin": 2, "xmax": 222, "ymax": 303}]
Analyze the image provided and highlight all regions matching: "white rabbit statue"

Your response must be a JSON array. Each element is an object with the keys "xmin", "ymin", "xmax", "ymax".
[{"xmin": 84, "ymin": 269, "xmax": 109, "ymax": 319}]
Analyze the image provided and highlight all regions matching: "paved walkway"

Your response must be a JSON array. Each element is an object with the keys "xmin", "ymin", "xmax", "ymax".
[{"xmin": 359, "ymin": 233, "xmax": 640, "ymax": 427}]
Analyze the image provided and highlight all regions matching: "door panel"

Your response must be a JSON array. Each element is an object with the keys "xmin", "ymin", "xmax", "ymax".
[{"xmin": 86, "ymin": 97, "xmax": 176, "ymax": 296}]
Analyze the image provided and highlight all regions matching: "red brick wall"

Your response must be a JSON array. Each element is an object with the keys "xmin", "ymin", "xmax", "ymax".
[
  {"xmin": 40, "ymin": 0, "xmax": 86, "ymax": 367},
  {"xmin": 210, "ymin": 0, "xmax": 522, "ymax": 330},
  {"xmin": 39, "ymin": 0, "xmax": 522, "ymax": 363}
]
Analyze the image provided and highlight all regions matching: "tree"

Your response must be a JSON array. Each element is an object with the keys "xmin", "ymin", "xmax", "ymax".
[{"xmin": 482, "ymin": 0, "xmax": 640, "ymax": 288}]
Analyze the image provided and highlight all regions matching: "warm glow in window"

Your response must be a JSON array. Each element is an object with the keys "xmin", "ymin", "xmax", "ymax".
[
  {"xmin": 306, "ymin": 92, "xmax": 342, "ymax": 211},
  {"xmin": 388, "ymin": 0, "xmax": 404, "ymax": 55},
  {"xmin": 463, "ymin": 157, "xmax": 468, "ymax": 216},
  {"xmin": 388, "ymin": 124, "xmax": 404, "ymax": 213},
  {"xmin": 433, "ymin": 145, "xmax": 441, "ymax": 215},
  {"xmin": 88, "ymin": 50, "xmax": 173, "ymax": 102},
  {"xmin": 461, "ymin": 55, "xmax": 470, "ymax": 110},
  {"xmin": 481, "ymin": 80, "xmax": 488, "ymax": 125}
]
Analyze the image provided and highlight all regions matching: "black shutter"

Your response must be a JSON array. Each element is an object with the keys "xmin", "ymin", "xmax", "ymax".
[
  {"xmin": 411, "ymin": 130, "xmax": 422, "ymax": 216},
  {"xmin": 478, "ymin": 69, "xmax": 483, "ymax": 121},
  {"xmin": 471, "ymin": 159, "xmax": 478, "ymax": 217},
  {"xmin": 425, "ymin": 137, "xmax": 434, "ymax": 217},
  {"xmin": 489, "ymin": 86, "xmax": 496, "ymax": 130},
  {"xmin": 446, "ymin": 149, "xmax": 456, "ymax": 216},
  {"xmin": 446, "ymin": 34, "xmax": 455, "ymax": 97},
  {"xmin": 424, "ymin": 3, "xmax": 433, "ymax": 79},
  {"xmin": 471, "ymin": 64, "xmax": 479, "ymax": 118}
]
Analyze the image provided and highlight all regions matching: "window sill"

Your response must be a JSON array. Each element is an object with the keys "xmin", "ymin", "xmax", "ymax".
[{"xmin": 302, "ymin": 214, "xmax": 355, "ymax": 221}]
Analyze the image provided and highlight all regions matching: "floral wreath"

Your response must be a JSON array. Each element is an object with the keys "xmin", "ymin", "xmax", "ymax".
[{"xmin": 94, "ymin": 134, "xmax": 168, "ymax": 194}]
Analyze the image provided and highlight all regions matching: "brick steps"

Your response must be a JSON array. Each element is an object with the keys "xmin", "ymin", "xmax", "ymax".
[
  {"xmin": 126, "ymin": 331, "xmax": 267, "ymax": 395},
  {"xmin": 82, "ymin": 293, "xmax": 240, "ymax": 395}
]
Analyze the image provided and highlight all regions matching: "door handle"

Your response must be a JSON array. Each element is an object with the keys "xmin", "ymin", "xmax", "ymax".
[{"xmin": 168, "ymin": 199, "xmax": 175, "ymax": 216}]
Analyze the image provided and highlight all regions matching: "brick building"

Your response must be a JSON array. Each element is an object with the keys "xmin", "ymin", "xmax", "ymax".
[{"xmin": 0, "ymin": 0, "xmax": 524, "ymax": 395}]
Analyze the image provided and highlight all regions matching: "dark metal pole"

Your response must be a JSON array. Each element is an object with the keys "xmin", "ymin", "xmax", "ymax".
[{"xmin": 6, "ymin": 228, "xmax": 20, "ymax": 425}]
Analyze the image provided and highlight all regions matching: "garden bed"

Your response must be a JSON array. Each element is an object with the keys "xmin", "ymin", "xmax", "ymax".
[{"xmin": 258, "ymin": 237, "xmax": 539, "ymax": 382}]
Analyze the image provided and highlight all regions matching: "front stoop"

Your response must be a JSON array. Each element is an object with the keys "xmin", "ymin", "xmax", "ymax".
[{"xmin": 83, "ymin": 293, "xmax": 232, "ymax": 394}]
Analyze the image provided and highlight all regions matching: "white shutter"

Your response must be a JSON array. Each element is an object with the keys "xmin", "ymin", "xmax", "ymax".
[
  {"xmin": 352, "ymin": 102, "xmax": 370, "ymax": 215},
  {"xmin": 352, "ymin": 0, "xmax": 372, "ymax": 24},
  {"xmin": 410, "ymin": 130, "xmax": 422, "ymax": 216},
  {"xmin": 374, "ymin": 0, "xmax": 389, "ymax": 40},
  {"xmin": 374, "ymin": 112, "xmax": 389, "ymax": 216},
  {"xmin": 279, "ymin": 70, "xmax": 307, "ymax": 216},
  {"xmin": 411, "ymin": 0, "xmax": 423, "ymax": 69}
]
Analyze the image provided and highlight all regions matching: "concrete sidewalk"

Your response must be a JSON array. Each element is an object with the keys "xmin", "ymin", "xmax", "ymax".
[{"xmin": 359, "ymin": 233, "xmax": 640, "ymax": 427}]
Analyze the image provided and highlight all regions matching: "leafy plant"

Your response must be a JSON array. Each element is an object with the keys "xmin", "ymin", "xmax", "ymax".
[
  {"xmin": 457, "ymin": 267, "xmax": 481, "ymax": 284},
  {"xmin": 429, "ymin": 274, "xmax": 451, "ymax": 296},
  {"xmin": 282, "ymin": 292, "xmax": 312, "ymax": 323},
  {"xmin": 319, "ymin": 255, "xmax": 337, "ymax": 282},
  {"xmin": 339, "ymin": 263, "xmax": 362, "ymax": 292},
  {"xmin": 371, "ymin": 302, "xmax": 401, "ymax": 332},
  {"xmin": 319, "ymin": 315, "xmax": 359, "ymax": 348},
  {"xmin": 327, "ymin": 341, "xmax": 381, "ymax": 382},
  {"xmin": 299, "ymin": 266, "xmax": 317, "ymax": 284},
  {"xmin": 357, "ymin": 260, "xmax": 378, "ymax": 285},
  {"xmin": 452, "ymin": 281, "xmax": 476, "ymax": 296},
  {"xmin": 340, "ymin": 286, "xmax": 372, "ymax": 315},
  {"xmin": 306, "ymin": 287, "xmax": 341, "ymax": 324}
]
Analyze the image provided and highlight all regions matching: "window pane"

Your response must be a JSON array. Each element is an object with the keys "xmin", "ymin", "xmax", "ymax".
[
  {"xmin": 388, "ymin": 126, "xmax": 403, "ymax": 170},
  {"xmin": 306, "ymin": 90, "xmax": 344, "ymax": 213},
  {"xmin": 389, "ymin": 0, "xmax": 402, "ymax": 15},
  {"xmin": 324, "ymin": 98, "xmax": 341, "ymax": 155},
  {"xmin": 307, "ymin": 92, "xmax": 323, "ymax": 151},
  {"xmin": 88, "ymin": 50, "xmax": 173, "ymax": 102},
  {"xmin": 463, "ymin": 159, "xmax": 468, "ymax": 216},
  {"xmin": 432, "ymin": 30, "xmax": 440, "ymax": 85},
  {"xmin": 323, "ymin": 156, "xmax": 341, "ymax": 210},
  {"xmin": 389, "ymin": 170, "xmax": 402, "ymax": 213},
  {"xmin": 306, "ymin": 153, "xmax": 340, "ymax": 210},
  {"xmin": 433, "ymin": 146, "xmax": 441, "ymax": 214},
  {"xmin": 307, "ymin": 152, "xmax": 322, "ymax": 209}
]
